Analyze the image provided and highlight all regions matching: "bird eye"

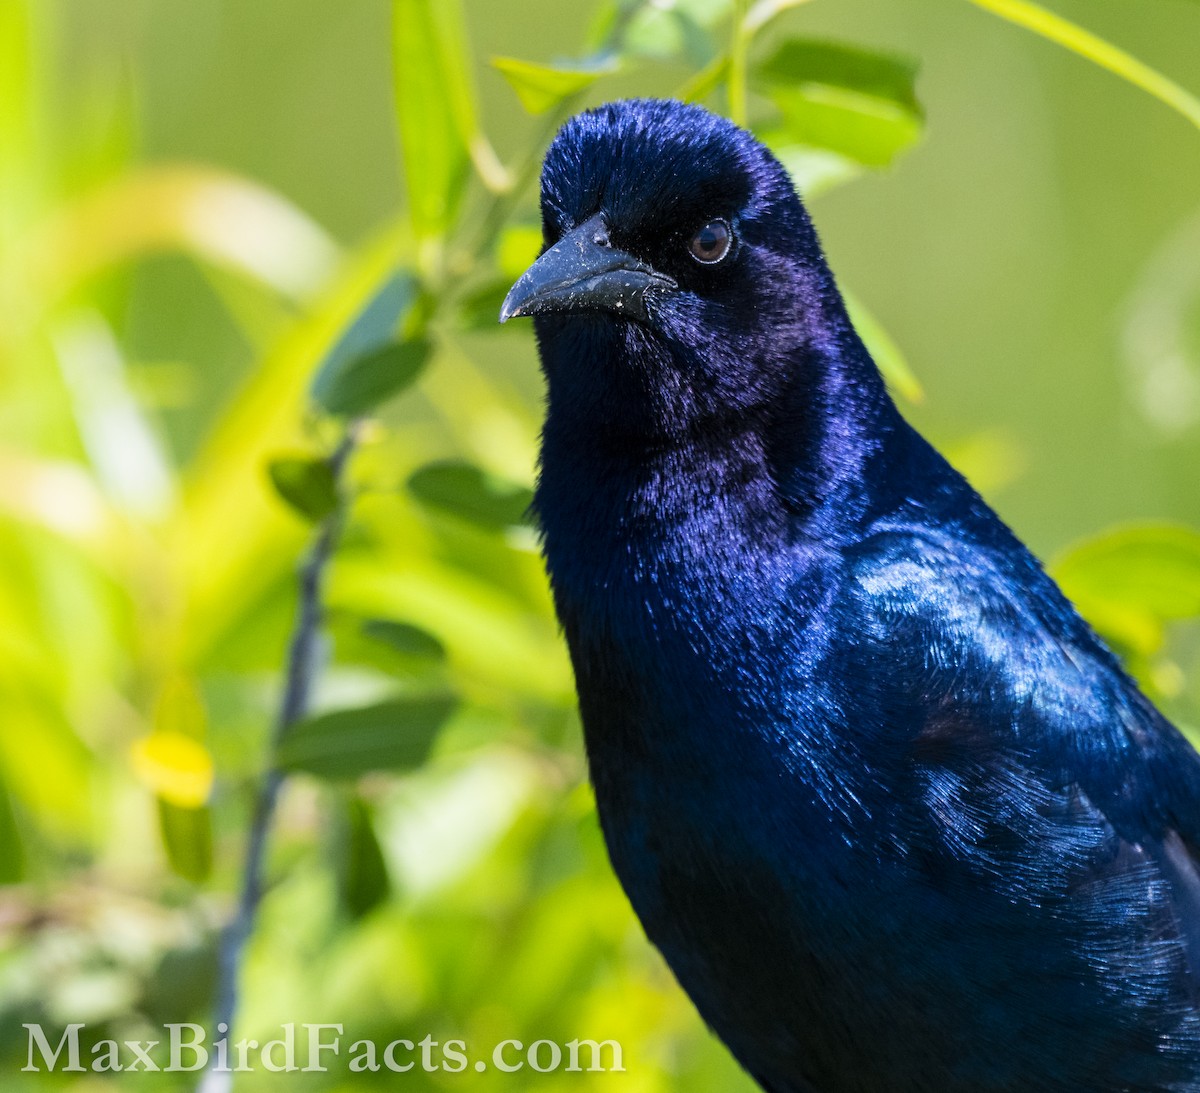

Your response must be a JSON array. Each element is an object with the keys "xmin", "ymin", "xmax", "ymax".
[{"xmin": 688, "ymin": 219, "xmax": 733, "ymax": 265}]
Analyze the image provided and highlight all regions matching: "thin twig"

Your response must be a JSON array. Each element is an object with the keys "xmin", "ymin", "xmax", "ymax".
[{"xmin": 198, "ymin": 427, "xmax": 359, "ymax": 1093}]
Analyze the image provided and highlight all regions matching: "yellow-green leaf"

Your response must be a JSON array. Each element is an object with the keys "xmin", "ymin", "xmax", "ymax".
[
  {"xmin": 967, "ymin": 0, "xmax": 1200, "ymax": 132},
  {"xmin": 393, "ymin": 0, "xmax": 475, "ymax": 241},
  {"xmin": 497, "ymin": 223, "xmax": 544, "ymax": 280},
  {"xmin": 492, "ymin": 56, "xmax": 616, "ymax": 115},
  {"xmin": 1053, "ymin": 523, "xmax": 1200, "ymax": 623},
  {"xmin": 842, "ymin": 288, "xmax": 923, "ymax": 404}
]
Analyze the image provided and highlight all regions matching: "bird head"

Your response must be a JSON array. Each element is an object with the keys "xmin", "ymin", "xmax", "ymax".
[{"xmin": 501, "ymin": 99, "xmax": 857, "ymax": 445}]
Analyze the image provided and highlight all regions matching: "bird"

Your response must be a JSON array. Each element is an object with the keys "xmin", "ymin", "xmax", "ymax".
[{"xmin": 498, "ymin": 98, "xmax": 1200, "ymax": 1093}]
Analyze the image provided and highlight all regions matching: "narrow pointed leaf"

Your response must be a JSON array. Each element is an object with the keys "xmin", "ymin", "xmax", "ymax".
[
  {"xmin": 408, "ymin": 461, "xmax": 534, "ymax": 530},
  {"xmin": 842, "ymin": 288, "xmax": 923, "ymax": 404},
  {"xmin": 362, "ymin": 619, "xmax": 446, "ymax": 663},
  {"xmin": 312, "ymin": 339, "xmax": 432, "ymax": 418},
  {"xmin": 277, "ymin": 696, "xmax": 455, "ymax": 780},
  {"xmin": 267, "ymin": 456, "xmax": 340, "ymax": 522},
  {"xmin": 967, "ymin": 0, "xmax": 1200, "ymax": 131},
  {"xmin": 308, "ymin": 272, "xmax": 421, "ymax": 406},
  {"xmin": 492, "ymin": 56, "xmax": 617, "ymax": 115},
  {"xmin": 336, "ymin": 796, "xmax": 392, "ymax": 919},
  {"xmin": 158, "ymin": 800, "xmax": 213, "ymax": 883},
  {"xmin": 393, "ymin": 0, "xmax": 474, "ymax": 239}
]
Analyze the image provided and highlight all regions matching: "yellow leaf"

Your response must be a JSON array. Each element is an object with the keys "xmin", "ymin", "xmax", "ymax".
[{"xmin": 131, "ymin": 731, "xmax": 214, "ymax": 809}]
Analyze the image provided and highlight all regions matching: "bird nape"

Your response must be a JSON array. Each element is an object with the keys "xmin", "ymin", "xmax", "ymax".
[{"xmin": 500, "ymin": 98, "xmax": 1200, "ymax": 1093}]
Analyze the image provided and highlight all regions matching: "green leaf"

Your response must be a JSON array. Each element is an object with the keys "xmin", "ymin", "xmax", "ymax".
[
  {"xmin": 362, "ymin": 619, "xmax": 446, "ymax": 663},
  {"xmin": 492, "ymin": 56, "xmax": 616, "ymax": 115},
  {"xmin": 457, "ymin": 278, "xmax": 514, "ymax": 330},
  {"xmin": 0, "ymin": 775, "xmax": 25, "ymax": 884},
  {"xmin": 335, "ymin": 795, "xmax": 391, "ymax": 919},
  {"xmin": 408, "ymin": 461, "xmax": 534, "ymax": 531},
  {"xmin": 841, "ymin": 288, "xmax": 923, "ymax": 403},
  {"xmin": 311, "ymin": 339, "xmax": 432, "ymax": 418},
  {"xmin": 267, "ymin": 456, "xmax": 340, "ymax": 522},
  {"xmin": 622, "ymin": 0, "xmax": 731, "ymax": 63},
  {"xmin": 308, "ymin": 271, "xmax": 421, "ymax": 399},
  {"xmin": 158, "ymin": 800, "xmax": 213, "ymax": 883},
  {"xmin": 1053, "ymin": 524, "xmax": 1200, "ymax": 624},
  {"xmin": 277, "ymin": 696, "xmax": 455, "ymax": 780},
  {"xmin": 755, "ymin": 39, "xmax": 923, "ymax": 168},
  {"xmin": 393, "ymin": 0, "xmax": 474, "ymax": 240},
  {"xmin": 758, "ymin": 138, "xmax": 864, "ymax": 199},
  {"xmin": 967, "ymin": 0, "xmax": 1200, "ymax": 132},
  {"xmin": 743, "ymin": 0, "xmax": 818, "ymax": 36}
]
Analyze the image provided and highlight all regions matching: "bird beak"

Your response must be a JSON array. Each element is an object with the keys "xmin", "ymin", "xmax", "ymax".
[{"xmin": 499, "ymin": 214, "xmax": 676, "ymax": 324}]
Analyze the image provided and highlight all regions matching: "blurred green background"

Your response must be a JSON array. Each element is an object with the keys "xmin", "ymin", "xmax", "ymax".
[{"xmin": 2, "ymin": 0, "xmax": 1200, "ymax": 1089}]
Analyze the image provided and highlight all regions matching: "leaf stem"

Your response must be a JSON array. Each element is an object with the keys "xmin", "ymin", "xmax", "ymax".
[
  {"xmin": 197, "ymin": 426, "xmax": 359, "ymax": 1093},
  {"xmin": 967, "ymin": 0, "xmax": 1200, "ymax": 131}
]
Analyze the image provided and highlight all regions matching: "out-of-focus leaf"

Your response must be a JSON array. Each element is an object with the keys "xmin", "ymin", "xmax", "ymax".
[
  {"xmin": 52, "ymin": 311, "xmax": 176, "ymax": 519},
  {"xmin": 759, "ymin": 38, "xmax": 920, "ymax": 111},
  {"xmin": 393, "ymin": 0, "xmax": 474, "ymax": 239},
  {"xmin": 330, "ymin": 554, "xmax": 573, "ymax": 704},
  {"xmin": 760, "ymin": 139, "xmax": 864, "ymax": 199},
  {"xmin": 142, "ymin": 938, "xmax": 219, "ymax": 1026},
  {"xmin": 492, "ymin": 56, "xmax": 616, "ymax": 115},
  {"xmin": 178, "ymin": 237, "xmax": 412, "ymax": 669},
  {"xmin": 336, "ymin": 795, "xmax": 391, "ymax": 919},
  {"xmin": 0, "ymin": 0, "xmax": 37, "ymax": 245},
  {"xmin": 277, "ymin": 696, "xmax": 455, "ymax": 779},
  {"xmin": 408, "ymin": 461, "xmax": 534, "ymax": 531},
  {"xmin": 0, "ymin": 775, "xmax": 25, "ymax": 884},
  {"xmin": 455, "ymin": 225, "xmax": 543, "ymax": 329},
  {"xmin": 497, "ymin": 223, "xmax": 543, "ymax": 280},
  {"xmin": 0, "ymin": 686, "xmax": 93, "ymax": 838},
  {"xmin": 967, "ymin": 0, "xmax": 1200, "ymax": 132},
  {"xmin": 131, "ymin": 731, "xmax": 215, "ymax": 809},
  {"xmin": 678, "ymin": 53, "xmax": 730, "ymax": 103},
  {"xmin": 362, "ymin": 619, "xmax": 446, "ymax": 663},
  {"xmin": 154, "ymin": 675, "xmax": 208, "ymax": 740},
  {"xmin": 311, "ymin": 339, "xmax": 432, "ymax": 418},
  {"xmin": 622, "ymin": 0, "xmax": 730, "ymax": 63},
  {"xmin": 756, "ymin": 39, "xmax": 923, "ymax": 168},
  {"xmin": 158, "ymin": 800, "xmax": 212, "ymax": 883},
  {"xmin": 457, "ymin": 278, "xmax": 514, "ymax": 330},
  {"xmin": 744, "ymin": 0, "xmax": 818, "ymax": 36},
  {"xmin": 841, "ymin": 288, "xmax": 923, "ymax": 403},
  {"xmin": 308, "ymin": 273, "xmax": 421, "ymax": 406},
  {"xmin": 941, "ymin": 429, "xmax": 1028, "ymax": 497},
  {"xmin": 1053, "ymin": 524, "xmax": 1200, "ymax": 625},
  {"xmin": 22, "ymin": 165, "xmax": 339, "ymax": 307},
  {"xmin": 267, "ymin": 456, "xmax": 340, "ymax": 523}
]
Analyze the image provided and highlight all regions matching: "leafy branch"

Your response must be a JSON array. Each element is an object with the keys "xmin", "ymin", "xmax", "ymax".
[
  {"xmin": 199, "ymin": 429, "xmax": 358, "ymax": 1093},
  {"xmin": 195, "ymin": 2, "xmax": 1200, "ymax": 1089}
]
